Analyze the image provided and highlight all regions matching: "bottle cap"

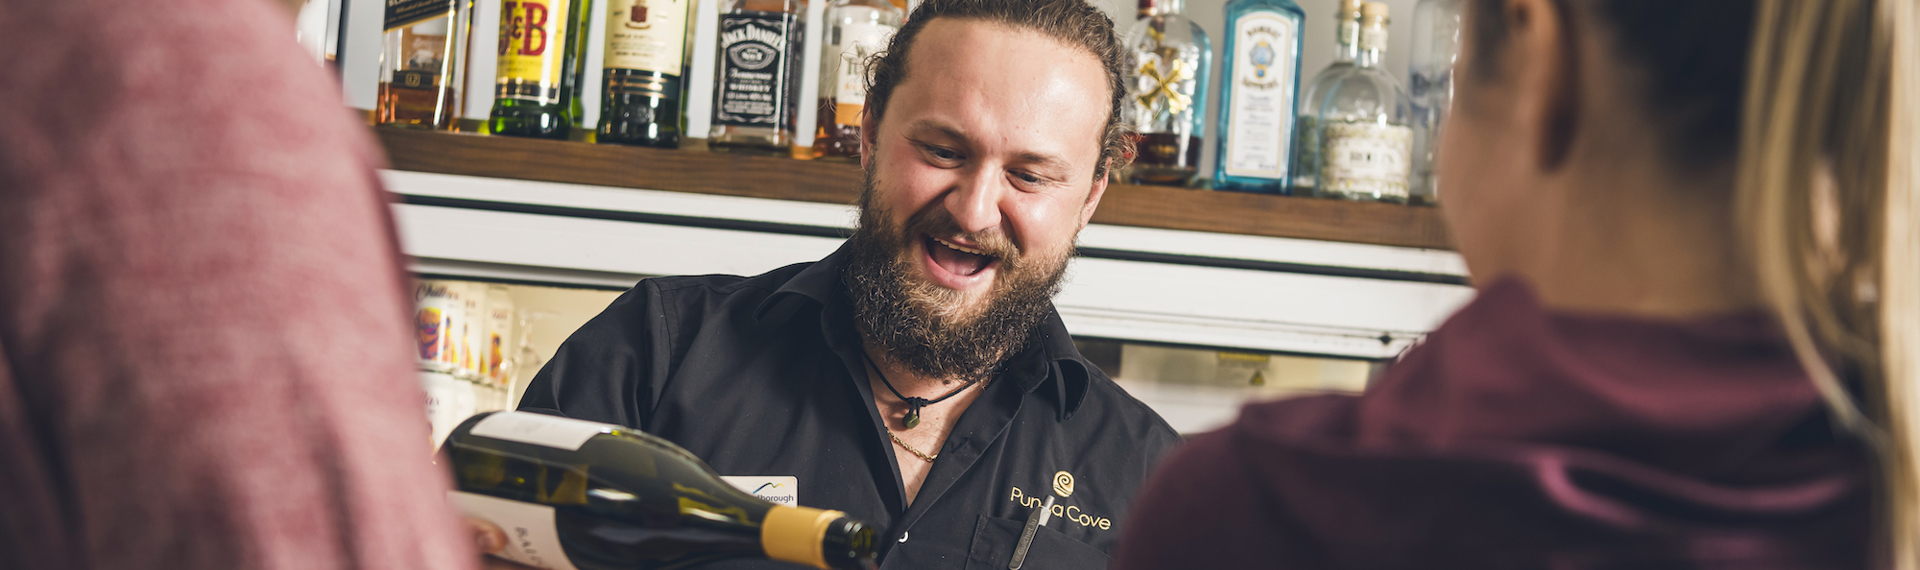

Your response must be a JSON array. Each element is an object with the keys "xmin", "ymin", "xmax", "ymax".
[{"xmin": 1361, "ymin": 2, "xmax": 1389, "ymax": 25}]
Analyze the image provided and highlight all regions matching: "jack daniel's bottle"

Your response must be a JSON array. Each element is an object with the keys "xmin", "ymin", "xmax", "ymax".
[
  {"xmin": 710, "ymin": 0, "xmax": 808, "ymax": 155},
  {"xmin": 446, "ymin": 411, "xmax": 880, "ymax": 570}
]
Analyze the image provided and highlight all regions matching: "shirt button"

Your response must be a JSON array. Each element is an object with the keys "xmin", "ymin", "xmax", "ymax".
[{"xmin": 898, "ymin": 531, "xmax": 909, "ymax": 543}]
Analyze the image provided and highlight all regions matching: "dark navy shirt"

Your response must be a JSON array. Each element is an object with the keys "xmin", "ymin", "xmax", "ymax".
[{"xmin": 519, "ymin": 242, "xmax": 1182, "ymax": 570}]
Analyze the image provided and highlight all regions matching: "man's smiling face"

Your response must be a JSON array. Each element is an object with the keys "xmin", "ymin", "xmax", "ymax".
[{"xmin": 844, "ymin": 17, "xmax": 1113, "ymax": 381}]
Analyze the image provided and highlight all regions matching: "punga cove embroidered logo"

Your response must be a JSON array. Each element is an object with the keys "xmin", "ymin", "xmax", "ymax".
[{"xmin": 1010, "ymin": 471, "xmax": 1110, "ymax": 530}]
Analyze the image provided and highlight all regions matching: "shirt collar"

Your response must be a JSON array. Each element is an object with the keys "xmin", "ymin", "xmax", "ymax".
[{"xmin": 753, "ymin": 241, "xmax": 1092, "ymax": 419}]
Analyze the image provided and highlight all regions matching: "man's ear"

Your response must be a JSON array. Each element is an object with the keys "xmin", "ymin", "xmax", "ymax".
[
  {"xmin": 859, "ymin": 106, "xmax": 881, "ymax": 170},
  {"xmin": 1079, "ymin": 161, "xmax": 1111, "ymax": 229}
]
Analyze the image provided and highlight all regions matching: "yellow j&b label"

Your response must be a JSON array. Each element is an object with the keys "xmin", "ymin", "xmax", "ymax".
[{"xmin": 496, "ymin": 0, "xmax": 571, "ymax": 103}]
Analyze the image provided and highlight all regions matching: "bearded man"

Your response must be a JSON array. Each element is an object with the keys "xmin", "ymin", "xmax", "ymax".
[{"xmin": 515, "ymin": 0, "xmax": 1179, "ymax": 567}]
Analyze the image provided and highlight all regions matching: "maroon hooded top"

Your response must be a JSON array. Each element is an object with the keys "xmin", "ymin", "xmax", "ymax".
[{"xmin": 1112, "ymin": 279, "xmax": 1871, "ymax": 570}]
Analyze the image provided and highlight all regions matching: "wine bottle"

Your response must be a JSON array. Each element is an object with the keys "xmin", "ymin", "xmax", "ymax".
[
  {"xmin": 444, "ymin": 411, "xmax": 880, "ymax": 570},
  {"xmin": 488, "ymin": 0, "xmax": 591, "ymax": 139},
  {"xmin": 598, "ymin": 0, "xmax": 696, "ymax": 147}
]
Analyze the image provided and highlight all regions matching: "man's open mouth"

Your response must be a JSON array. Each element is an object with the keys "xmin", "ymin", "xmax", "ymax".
[{"xmin": 925, "ymin": 235, "xmax": 999, "ymax": 277}]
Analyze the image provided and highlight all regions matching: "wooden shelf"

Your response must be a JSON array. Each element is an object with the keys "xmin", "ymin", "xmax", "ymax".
[{"xmin": 377, "ymin": 128, "xmax": 1454, "ymax": 250}]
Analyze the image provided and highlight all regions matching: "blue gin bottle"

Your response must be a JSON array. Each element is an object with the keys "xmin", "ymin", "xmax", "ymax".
[{"xmin": 1210, "ymin": 0, "xmax": 1305, "ymax": 193}]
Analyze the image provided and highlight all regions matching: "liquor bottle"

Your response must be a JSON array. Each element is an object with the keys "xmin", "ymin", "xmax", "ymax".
[
  {"xmin": 809, "ymin": 0, "xmax": 903, "ymax": 160},
  {"xmin": 488, "ymin": 0, "xmax": 591, "ymax": 138},
  {"xmin": 377, "ymin": 0, "xmax": 474, "ymax": 129},
  {"xmin": 1210, "ymin": 0, "xmax": 1304, "ymax": 193},
  {"xmin": 445, "ymin": 411, "xmax": 881, "ymax": 570},
  {"xmin": 1408, "ymin": 0, "xmax": 1463, "ymax": 205},
  {"xmin": 710, "ymin": 0, "xmax": 808, "ymax": 155},
  {"xmin": 1288, "ymin": 0, "xmax": 1361, "ymax": 195},
  {"xmin": 1122, "ymin": 0, "xmax": 1211, "ymax": 186},
  {"xmin": 598, "ymin": 0, "xmax": 697, "ymax": 147},
  {"xmin": 1311, "ymin": 2, "xmax": 1413, "ymax": 203}
]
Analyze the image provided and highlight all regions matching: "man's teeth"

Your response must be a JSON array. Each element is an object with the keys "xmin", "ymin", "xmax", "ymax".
[{"xmin": 933, "ymin": 237, "xmax": 989, "ymax": 257}]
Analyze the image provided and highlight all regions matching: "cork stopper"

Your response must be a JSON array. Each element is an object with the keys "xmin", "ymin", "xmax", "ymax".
[
  {"xmin": 1361, "ymin": 2, "xmax": 1389, "ymax": 26},
  {"xmin": 1338, "ymin": 0, "xmax": 1362, "ymax": 17}
]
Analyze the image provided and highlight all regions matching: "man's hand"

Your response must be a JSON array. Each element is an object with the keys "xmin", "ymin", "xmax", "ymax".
[{"xmin": 467, "ymin": 517, "xmax": 539, "ymax": 570}]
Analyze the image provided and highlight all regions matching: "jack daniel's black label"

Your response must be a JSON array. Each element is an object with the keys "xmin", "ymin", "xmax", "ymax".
[{"xmin": 714, "ymin": 11, "xmax": 799, "ymax": 128}]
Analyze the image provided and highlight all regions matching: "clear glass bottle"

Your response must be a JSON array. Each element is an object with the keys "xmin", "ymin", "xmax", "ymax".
[
  {"xmin": 487, "ymin": 0, "xmax": 592, "ymax": 139},
  {"xmin": 1123, "ymin": 0, "xmax": 1211, "ymax": 187},
  {"xmin": 710, "ymin": 0, "xmax": 808, "ymax": 155},
  {"xmin": 1211, "ymin": 0, "xmax": 1305, "ymax": 193},
  {"xmin": 377, "ymin": 0, "xmax": 474, "ymax": 130},
  {"xmin": 598, "ymin": 0, "xmax": 699, "ymax": 147},
  {"xmin": 1288, "ymin": 0, "xmax": 1361, "ymax": 195},
  {"xmin": 1409, "ymin": 0, "xmax": 1463, "ymax": 206},
  {"xmin": 810, "ymin": 0, "xmax": 903, "ymax": 160},
  {"xmin": 1312, "ymin": 2, "xmax": 1412, "ymax": 203}
]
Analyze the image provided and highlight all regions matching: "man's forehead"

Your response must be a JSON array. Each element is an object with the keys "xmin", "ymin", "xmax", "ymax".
[{"xmin": 888, "ymin": 18, "xmax": 1110, "ymax": 165}]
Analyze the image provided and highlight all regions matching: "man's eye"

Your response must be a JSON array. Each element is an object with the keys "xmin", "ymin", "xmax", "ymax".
[
  {"xmin": 925, "ymin": 146, "xmax": 961, "ymax": 161},
  {"xmin": 1011, "ymin": 171, "xmax": 1041, "ymax": 184}
]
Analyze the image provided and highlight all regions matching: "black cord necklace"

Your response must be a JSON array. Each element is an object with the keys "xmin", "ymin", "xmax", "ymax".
[{"xmin": 860, "ymin": 351, "xmax": 978, "ymax": 430}]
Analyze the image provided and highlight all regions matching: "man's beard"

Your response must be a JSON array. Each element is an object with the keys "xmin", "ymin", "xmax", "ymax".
[{"xmin": 843, "ymin": 171, "xmax": 1072, "ymax": 384}]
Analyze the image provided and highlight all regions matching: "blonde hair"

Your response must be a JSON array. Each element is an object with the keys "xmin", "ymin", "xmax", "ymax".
[{"xmin": 1737, "ymin": 0, "xmax": 1918, "ymax": 566}]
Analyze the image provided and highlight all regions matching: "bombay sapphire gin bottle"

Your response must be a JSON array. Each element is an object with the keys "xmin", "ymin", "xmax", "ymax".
[
  {"xmin": 1408, "ymin": 0, "xmax": 1463, "ymax": 205},
  {"xmin": 1288, "ymin": 0, "xmax": 1361, "ymax": 196},
  {"xmin": 1312, "ymin": 2, "xmax": 1412, "ymax": 203},
  {"xmin": 1123, "ymin": 0, "xmax": 1211, "ymax": 187},
  {"xmin": 1210, "ymin": 0, "xmax": 1304, "ymax": 193}
]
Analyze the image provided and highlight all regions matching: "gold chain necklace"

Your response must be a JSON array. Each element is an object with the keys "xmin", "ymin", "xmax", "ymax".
[{"xmin": 888, "ymin": 429, "xmax": 938, "ymax": 462}]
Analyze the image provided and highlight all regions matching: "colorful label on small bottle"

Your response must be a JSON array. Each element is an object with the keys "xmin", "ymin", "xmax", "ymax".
[
  {"xmin": 450, "ymin": 491, "xmax": 581, "ymax": 570},
  {"xmin": 1320, "ymin": 121, "xmax": 1412, "ymax": 198},
  {"xmin": 715, "ymin": 12, "xmax": 800, "ymax": 128},
  {"xmin": 828, "ymin": 11, "xmax": 894, "ymax": 125},
  {"xmin": 603, "ymin": 0, "xmax": 688, "ymax": 78},
  {"xmin": 1224, "ymin": 11, "xmax": 1298, "ymax": 179},
  {"xmin": 496, "ymin": 0, "xmax": 573, "ymax": 103},
  {"xmin": 469, "ymin": 411, "xmax": 613, "ymax": 450}
]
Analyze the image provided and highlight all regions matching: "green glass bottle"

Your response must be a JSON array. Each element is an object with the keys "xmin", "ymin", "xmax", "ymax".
[
  {"xmin": 445, "ymin": 411, "xmax": 880, "ymax": 570},
  {"xmin": 488, "ymin": 0, "xmax": 590, "ymax": 138}
]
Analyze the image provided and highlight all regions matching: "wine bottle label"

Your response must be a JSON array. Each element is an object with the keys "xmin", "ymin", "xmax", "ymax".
[
  {"xmin": 828, "ymin": 11, "xmax": 894, "ymax": 123},
  {"xmin": 470, "ymin": 411, "xmax": 613, "ymax": 450},
  {"xmin": 1223, "ymin": 12, "xmax": 1299, "ymax": 180},
  {"xmin": 385, "ymin": 0, "xmax": 454, "ymax": 30},
  {"xmin": 1320, "ymin": 121, "xmax": 1412, "ymax": 198},
  {"xmin": 721, "ymin": 475, "xmax": 799, "ymax": 506},
  {"xmin": 450, "ymin": 491, "xmax": 582, "ymax": 570},
  {"xmin": 715, "ymin": 12, "xmax": 800, "ymax": 128},
  {"xmin": 603, "ymin": 0, "xmax": 688, "ymax": 78},
  {"xmin": 495, "ymin": 0, "xmax": 574, "ymax": 103}
]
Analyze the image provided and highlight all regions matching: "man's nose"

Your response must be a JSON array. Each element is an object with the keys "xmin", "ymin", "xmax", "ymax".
[{"xmin": 944, "ymin": 166, "xmax": 1006, "ymax": 235}]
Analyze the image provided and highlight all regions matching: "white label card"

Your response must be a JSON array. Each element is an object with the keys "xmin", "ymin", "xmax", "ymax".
[
  {"xmin": 469, "ymin": 411, "xmax": 613, "ymax": 451},
  {"xmin": 722, "ymin": 475, "xmax": 799, "ymax": 506},
  {"xmin": 450, "ymin": 491, "xmax": 581, "ymax": 570}
]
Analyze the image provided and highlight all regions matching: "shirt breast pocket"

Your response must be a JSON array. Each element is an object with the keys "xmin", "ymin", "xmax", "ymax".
[{"xmin": 963, "ymin": 515, "xmax": 1110, "ymax": 570}]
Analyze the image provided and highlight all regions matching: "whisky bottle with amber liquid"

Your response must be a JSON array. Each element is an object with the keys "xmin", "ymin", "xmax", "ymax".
[
  {"xmin": 809, "ymin": 0, "xmax": 901, "ymax": 160},
  {"xmin": 377, "ymin": 0, "xmax": 474, "ymax": 130}
]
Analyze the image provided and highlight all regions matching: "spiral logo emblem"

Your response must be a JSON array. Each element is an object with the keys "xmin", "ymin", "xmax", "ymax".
[{"xmin": 1052, "ymin": 471, "xmax": 1075, "ymax": 498}]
